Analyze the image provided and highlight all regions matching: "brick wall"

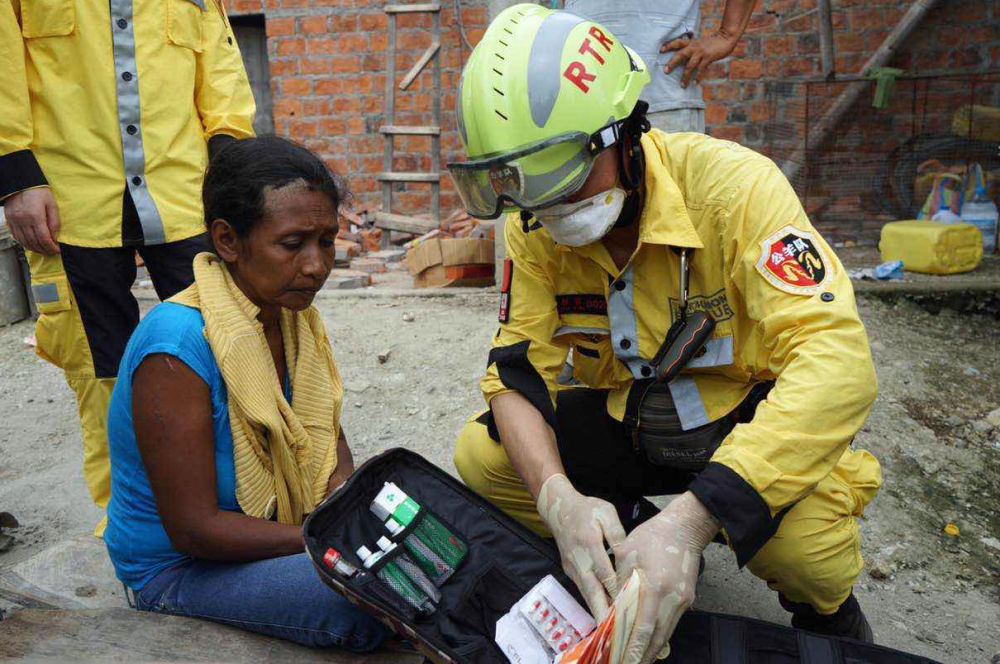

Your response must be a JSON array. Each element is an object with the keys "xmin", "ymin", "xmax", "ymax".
[
  {"xmin": 226, "ymin": 0, "xmax": 491, "ymax": 217},
  {"xmin": 227, "ymin": 0, "xmax": 1000, "ymax": 238},
  {"xmin": 698, "ymin": 0, "xmax": 1000, "ymax": 241}
]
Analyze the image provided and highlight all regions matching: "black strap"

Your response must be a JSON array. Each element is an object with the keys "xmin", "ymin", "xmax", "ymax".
[
  {"xmin": 798, "ymin": 631, "xmax": 841, "ymax": 664},
  {"xmin": 711, "ymin": 615, "xmax": 747, "ymax": 664}
]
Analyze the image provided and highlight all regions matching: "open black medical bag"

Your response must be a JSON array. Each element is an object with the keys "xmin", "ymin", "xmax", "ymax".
[{"xmin": 304, "ymin": 448, "xmax": 938, "ymax": 664}]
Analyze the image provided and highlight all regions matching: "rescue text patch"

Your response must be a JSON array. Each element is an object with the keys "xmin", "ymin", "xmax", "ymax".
[
  {"xmin": 755, "ymin": 225, "xmax": 828, "ymax": 295},
  {"xmin": 669, "ymin": 289, "xmax": 734, "ymax": 322},
  {"xmin": 555, "ymin": 293, "xmax": 607, "ymax": 316}
]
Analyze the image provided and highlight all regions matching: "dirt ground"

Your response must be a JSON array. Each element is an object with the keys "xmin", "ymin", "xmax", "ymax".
[{"xmin": 1, "ymin": 283, "xmax": 999, "ymax": 662}]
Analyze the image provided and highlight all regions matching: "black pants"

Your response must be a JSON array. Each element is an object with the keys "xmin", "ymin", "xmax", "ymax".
[{"xmin": 59, "ymin": 235, "xmax": 208, "ymax": 379}]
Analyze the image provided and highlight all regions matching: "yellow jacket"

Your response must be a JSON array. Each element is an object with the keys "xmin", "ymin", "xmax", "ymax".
[
  {"xmin": 482, "ymin": 130, "xmax": 879, "ymax": 564},
  {"xmin": 0, "ymin": 0, "xmax": 255, "ymax": 247}
]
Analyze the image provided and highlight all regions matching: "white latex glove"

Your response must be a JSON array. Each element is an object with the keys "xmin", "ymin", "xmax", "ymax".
[
  {"xmin": 537, "ymin": 473, "xmax": 627, "ymax": 620},
  {"xmin": 613, "ymin": 492, "xmax": 720, "ymax": 664}
]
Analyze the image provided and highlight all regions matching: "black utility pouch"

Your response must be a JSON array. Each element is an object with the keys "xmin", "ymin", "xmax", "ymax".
[
  {"xmin": 304, "ymin": 449, "xmax": 939, "ymax": 664},
  {"xmin": 636, "ymin": 382, "xmax": 735, "ymax": 470}
]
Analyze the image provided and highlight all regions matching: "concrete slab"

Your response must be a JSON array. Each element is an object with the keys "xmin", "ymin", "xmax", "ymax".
[
  {"xmin": 0, "ymin": 535, "xmax": 122, "ymax": 610},
  {"xmin": 0, "ymin": 608, "xmax": 423, "ymax": 663}
]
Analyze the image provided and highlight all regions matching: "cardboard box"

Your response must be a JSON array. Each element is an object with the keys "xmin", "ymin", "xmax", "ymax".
[{"xmin": 406, "ymin": 238, "xmax": 495, "ymax": 288}]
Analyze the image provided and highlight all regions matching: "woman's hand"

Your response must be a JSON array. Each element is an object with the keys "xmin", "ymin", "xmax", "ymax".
[{"xmin": 661, "ymin": 30, "xmax": 741, "ymax": 88}]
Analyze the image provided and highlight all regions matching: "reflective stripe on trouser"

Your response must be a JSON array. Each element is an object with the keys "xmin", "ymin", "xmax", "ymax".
[
  {"xmin": 453, "ymin": 413, "xmax": 877, "ymax": 614},
  {"xmin": 27, "ymin": 251, "xmax": 113, "ymax": 515}
]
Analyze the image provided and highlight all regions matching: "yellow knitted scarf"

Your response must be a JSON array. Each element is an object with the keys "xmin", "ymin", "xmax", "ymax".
[{"xmin": 169, "ymin": 252, "xmax": 341, "ymax": 524}]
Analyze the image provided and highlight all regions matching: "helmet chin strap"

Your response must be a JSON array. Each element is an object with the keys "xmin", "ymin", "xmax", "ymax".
[{"xmin": 612, "ymin": 101, "xmax": 650, "ymax": 229}]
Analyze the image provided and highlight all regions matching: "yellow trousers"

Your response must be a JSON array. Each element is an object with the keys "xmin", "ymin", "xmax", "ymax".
[
  {"xmin": 27, "ymin": 252, "xmax": 113, "ymax": 531},
  {"xmin": 454, "ymin": 416, "xmax": 878, "ymax": 615}
]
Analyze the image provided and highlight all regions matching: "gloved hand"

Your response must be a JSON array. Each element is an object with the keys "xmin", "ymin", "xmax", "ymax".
[
  {"xmin": 537, "ymin": 474, "xmax": 627, "ymax": 620},
  {"xmin": 613, "ymin": 492, "xmax": 720, "ymax": 664}
]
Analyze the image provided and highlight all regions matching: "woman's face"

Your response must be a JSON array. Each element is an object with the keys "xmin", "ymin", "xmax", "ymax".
[{"xmin": 212, "ymin": 182, "xmax": 338, "ymax": 312}]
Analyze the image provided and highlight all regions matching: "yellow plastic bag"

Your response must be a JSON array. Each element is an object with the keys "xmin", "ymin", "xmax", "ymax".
[{"xmin": 880, "ymin": 220, "xmax": 983, "ymax": 274}]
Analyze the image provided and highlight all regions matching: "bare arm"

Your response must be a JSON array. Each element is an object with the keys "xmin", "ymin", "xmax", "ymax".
[
  {"xmin": 491, "ymin": 391, "xmax": 564, "ymax": 499},
  {"xmin": 325, "ymin": 428, "xmax": 355, "ymax": 496},
  {"xmin": 661, "ymin": 0, "xmax": 756, "ymax": 87},
  {"xmin": 133, "ymin": 353, "xmax": 303, "ymax": 561}
]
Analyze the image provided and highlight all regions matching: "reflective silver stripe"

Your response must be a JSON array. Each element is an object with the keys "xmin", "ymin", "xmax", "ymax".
[
  {"xmin": 527, "ymin": 12, "xmax": 585, "ymax": 128},
  {"xmin": 31, "ymin": 283, "xmax": 60, "ymax": 304},
  {"xmin": 182, "ymin": 0, "xmax": 205, "ymax": 9},
  {"xmin": 553, "ymin": 326, "xmax": 609, "ymax": 338},
  {"xmin": 607, "ymin": 266, "xmax": 655, "ymax": 379},
  {"xmin": 110, "ymin": 0, "xmax": 165, "ymax": 244},
  {"xmin": 686, "ymin": 336, "xmax": 734, "ymax": 369},
  {"xmin": 668, "ymin": 375, "xmax": 710, "ymax": 430}
]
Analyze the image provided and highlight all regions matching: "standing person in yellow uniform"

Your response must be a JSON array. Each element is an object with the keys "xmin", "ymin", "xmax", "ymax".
[
  {"xmin": 0, "ymin": 0, "xmax": 255, "ymax": 533},
  {"xmin": 448, "ymin": 5, "xmax": 881, "ymax": 662}
]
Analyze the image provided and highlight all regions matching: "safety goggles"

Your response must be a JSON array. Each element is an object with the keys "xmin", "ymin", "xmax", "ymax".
[{"xmin": 446, "ymin": 122, "xmax": 626, "ymax": 220}]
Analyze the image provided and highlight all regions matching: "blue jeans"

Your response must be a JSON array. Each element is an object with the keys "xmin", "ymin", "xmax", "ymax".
[{"xmin": 133, "ymin": 553, "xmax": 388, "ymax": 651}]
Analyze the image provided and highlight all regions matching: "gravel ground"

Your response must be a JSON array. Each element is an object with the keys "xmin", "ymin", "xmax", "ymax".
[{"xmin": 1, "ymin": 287, "xmax": 998, "ymax": 662}]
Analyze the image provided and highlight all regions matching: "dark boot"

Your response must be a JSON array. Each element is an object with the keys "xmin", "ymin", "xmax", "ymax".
[{"xmin": 781, "ymin": 593, "xmax": 874, "ymax": 643}]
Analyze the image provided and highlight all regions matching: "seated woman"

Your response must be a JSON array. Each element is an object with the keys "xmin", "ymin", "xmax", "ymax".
[{"xmin": 104, "ymin": 136, "xmax": 387, "ymax": 651}]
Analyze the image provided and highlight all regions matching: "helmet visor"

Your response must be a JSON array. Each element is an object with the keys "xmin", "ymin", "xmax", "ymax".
[{"xmin": 448, "ymin": 127, "xmax": 620, "ymax": 220}]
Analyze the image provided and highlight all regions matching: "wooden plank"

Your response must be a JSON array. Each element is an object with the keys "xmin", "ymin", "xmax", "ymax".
[
  {"xmin": 0, "ymin": 608, "xmax": 425, "ymax": 663},
  {"xmin": 817, "ymin": 0, "xmax": 835, "ymax": 77},
  {"xmin": 381, "ymin": 11, "xmax": 397, "ymax": 249},
  {"xmin": 384, "ymin": 3, "xmax": 440, "ymax": 13},
  {"xmin": 398, "ymin": 40, "xmax": 440, "ymax": 91},
  {"xmin": 374, "ymin": 212, "xmax": 438, "ymax": 234},
  {"xmin": 376, "ymin": 172, "xmax": 441, "ymax": 182},
  {"xmin": 379, "ymin": 125, "xmax": 440, "ymax": 135},
  {"xmin": 782, "ymin": 0, "xmax": 941, "ymax": 180}
]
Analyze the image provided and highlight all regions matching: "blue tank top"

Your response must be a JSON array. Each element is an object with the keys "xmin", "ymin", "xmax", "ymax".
[{"xmin": 104, "ymin": 302, "xmax": 287, "ymax": 590}]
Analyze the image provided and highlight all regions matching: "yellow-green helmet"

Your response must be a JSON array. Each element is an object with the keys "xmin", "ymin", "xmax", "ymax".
[{"xmin": 447, "ymin": 3, "xmax": 650, "ymax": 219}]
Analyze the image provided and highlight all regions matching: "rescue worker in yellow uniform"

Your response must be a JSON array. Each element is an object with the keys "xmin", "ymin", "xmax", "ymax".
[
  {"xmin": 448, "ymin": 5, "xmax": 881, "ymax": 662},
  {"xmin": 1, "ymin": 0, "xmax": 255, "ymax": 532}
]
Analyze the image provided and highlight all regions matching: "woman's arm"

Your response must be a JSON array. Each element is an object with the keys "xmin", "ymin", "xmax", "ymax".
[
  {"xmin": 133, "ymin": 353, "xmax": 304, "ymax": 561},
  {"xmin": 325, "ymin": 428, "xmax": 355, "ymax": 496}
]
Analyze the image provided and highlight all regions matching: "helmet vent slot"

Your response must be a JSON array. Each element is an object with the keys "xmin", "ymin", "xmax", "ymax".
[
  {"xmin": 493, "ymin": 87, "xmax": 504, "ymax": 96},
  {"xmin": 492, "ymin": 68, "xmax": 502, "ymax": 76},
  {"xmin": 495, "ymin": 110, "xmax": 508, "ymax": 121}
]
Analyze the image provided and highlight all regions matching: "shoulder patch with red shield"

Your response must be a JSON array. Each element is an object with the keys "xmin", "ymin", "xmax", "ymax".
[
  {"xmin": 499, "ymin": 258, "xmax": 513, "ymax": 323},
  {"xmin": 755, "ymin": 225, "xmax": 829, "ymax": 295}
]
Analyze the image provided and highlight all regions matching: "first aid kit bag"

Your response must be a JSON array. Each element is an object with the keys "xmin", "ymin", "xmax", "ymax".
[{"xmin": 304, "ymin": 448, "xmax": 939, "ymax": 664}]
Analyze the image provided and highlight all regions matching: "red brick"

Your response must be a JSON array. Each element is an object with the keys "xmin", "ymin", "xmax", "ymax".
[
  {"xmin": 299, "ymin": 15, "xmax": 329, "ymax": 34},
  {"xmin": 289, "ymin": 119, "xmax": 319, "ymax": 138},
  {"xmin": 750, "ymin": 101, "xmax": 773, "ymax": 123},
  {"xmin": 348, "ymin": 135, "xmax": 380, "ymax": 155},
  {"xmin": 332, "ymin": 96, "xmax": 362, "ymax": 113},
  {"xmin": 763, "ymin": 36, "xmax": 795, "ymax": 55},
  {"xmin": 834, "ymin": 32, "xmax": 864, "ymax": 53},
  {"xmin": 273, "ymin": 98, "xmax": 301, "ymax": 118},
  {"xmin": 705, "ymin": 103, "xmax": 727, "ymax": 124},
  {"xmin": 730, "ymin": 59, "xmax": 763, "ymax": 79},
  {"xmin": 398, "ymin": 30, "xmax": 430, "ymax": 51},
  {"xmin": 850, "ymin": 8, "xmax": 885, "ymax": 30},
  {"xmin": 784, "ymin": 57, "xmax": 819, "ymax": 77},
  {"xmin": 865, "ymin": 30, "xmax": 892, "ymax": 51},
  {"xmin": 337, "ymin": 33, "xmax": 369, "ymax": 52},
  {"xmin": 269, "ymin": 58, "xmax": 299, "ymax": 77},
  {"xmin": 307, "ymin": 36, "xmax": 337, "ymax": 55},
  {"xmin": 709, "ymin": 124, "xmax": 743, "ymax": 142},
  {"xmin": 459, "ymin": 6, "xmax": 487, "ymax": 26},
  {"xmin": 467, "ymin": 28, "xmax": 485, "ymax": 47},
  {"xmin": 397, "ymin": 13, "xmax": 429, "ymax": 29},
  {"xmin": 331, "ymin": 55, "xmax": 362, "ymax": 74},
  {"xmin": 347, "ymin": 116, "xmax": 366, "ymax": 134},
  {"xmin": 314, "ymin": 77, "xmax": 347, "ymax": 96},
  {"xmin": 266, "ymin": 16, "xmax": 295, "ymax": 36},
  {"xmin": 781, "ymin": 13, "xmax": 814, "ymax": 33},
  {"xmin": 320, "ymin": 118, "xmax": 348, "ymax": 136},
  {"xmin": 276, "ymin": 38, "xmax": 305, "ymax": 56},
  {"xmin": 300, "ymin": 57, "xmax": 332, "ymax": 75},
  {"xmin": 360, "ymin": 13, "xmax": 386, "ymax": 31},
  {"xmin": 331, "ymin": 13, "xmax": 356, "ymax": 32},
  {"xmin": 301, "ymin": 99, "xmax": 331, "ymax": 116},
  {"xmin": 280, "ymin": 76, "xmax": 311, "ymax": 95},
  {"xmin": 370, "ymin": 32, "xmax": 388, "ymax": 52}
]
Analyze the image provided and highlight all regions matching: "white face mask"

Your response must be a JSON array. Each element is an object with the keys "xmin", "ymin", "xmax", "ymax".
[{"xmin": 533, "ymin": 187, "xmax": 626, "ymax": 247}]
